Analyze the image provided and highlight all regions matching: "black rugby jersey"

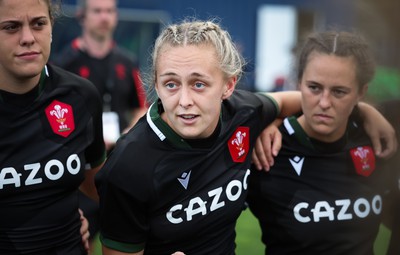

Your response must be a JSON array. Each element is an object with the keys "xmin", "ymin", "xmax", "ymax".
[
  {"xmin": 247, "ymin": 116, "xmax": 388, "ymax": 255},
  {"xmin": 0, "ymin": 64, "xmax": 106, "ymax": 254},
  {"xmin": 378, "ymin": 100, "xmax": 400, "ymax": 255},
  {"xmin": 53, "ymin": 39, "xmax": 146, "ymax": 131},
  {"xmin": 96, "ymin": 90, "xmax": 278, "ymax": 255}
]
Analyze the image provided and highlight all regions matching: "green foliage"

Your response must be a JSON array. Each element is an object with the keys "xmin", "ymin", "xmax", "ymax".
[{"xmin": 368, "ymin": 66, "xmax": 400, "ymax": 102}]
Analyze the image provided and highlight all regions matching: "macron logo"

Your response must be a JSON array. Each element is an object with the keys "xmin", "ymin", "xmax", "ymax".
[
  {"xmin": 289, "ymin": 156, "xmax": 304, "ymax": 176},
  {"xmin": 178, "ymin": 171, "xmax": 191, "ymax": 190}
]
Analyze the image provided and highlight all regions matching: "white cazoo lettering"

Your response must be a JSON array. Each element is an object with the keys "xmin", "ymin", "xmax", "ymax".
[
  {"xmin": 166, "ymin": 169, "xmax": 250, "ymax": 224},
  {"xmin": 294, "ymin": 195, "xmax": 382, "ymax": 223},
  {"xmin": 0, "ymin": 154, "xmax": 81, "ymax": 189}
]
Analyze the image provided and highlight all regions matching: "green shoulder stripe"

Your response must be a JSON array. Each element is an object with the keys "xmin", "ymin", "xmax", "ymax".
[{"xmin": 100, "ymin": 234, "xmax": 145, "ymax": 253}]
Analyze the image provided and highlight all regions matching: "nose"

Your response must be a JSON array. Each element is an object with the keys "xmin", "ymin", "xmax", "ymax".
[
  {"xmin": 179, "ymin": 86, "xmax": 193, "ymax": 109},
  {"xmin": 20, "ymin": 26, "xmax": 35, "ymax": 46},
  {"xmin": 99, "ymin": 9, "xmax": 115, "ymax": 20},
  {"xmin": 319, "ymin": 90, "xmax": 332, "ymax": 110}
]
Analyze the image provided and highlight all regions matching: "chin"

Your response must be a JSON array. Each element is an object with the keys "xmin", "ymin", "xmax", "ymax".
[
  {"xmin": 181, "ymin": 133, "xmax": 201, "ymax": 140},
  {"xmin": 310, "ymin": 126, "xmax": 335, "ymax": 141},
  {"xmin": 19, "ymin": 70, "xmax": 42, "ymax": 79}
]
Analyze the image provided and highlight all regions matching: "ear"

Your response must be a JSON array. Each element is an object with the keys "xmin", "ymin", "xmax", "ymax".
[
  {"xmin": 222, "ymin": 76, "xmax": 237, "ymax": 100},
  {"xmin": 154, "ymin": 82, "xmax": 161, "ymax": 97},
  {"xmin": 76, "ymin": 9, "xmax": 85, "ymax": 24},
  {"xmin": 357, "ymin": 84, "xmax": 368, "ymax": 103}
]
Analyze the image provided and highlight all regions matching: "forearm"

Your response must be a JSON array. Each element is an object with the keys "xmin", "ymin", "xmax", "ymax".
[
  {"xmin": 357, "ymin": 101, "xmax": 397, "ymax": 158},
  {"xmin": 265, "ymin": 91, "xmax": 302, "ymax": 118},
  {"xmin": 79, "ymin": 163, "xmax": 104, "ymax": 201}
]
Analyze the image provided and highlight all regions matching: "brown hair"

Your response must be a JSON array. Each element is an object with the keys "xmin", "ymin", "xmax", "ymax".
[
  {"xmin": 297, "ymin": 31, "xmax": 375, "ymax": 90},
  {"xmin": 45, "ymin": 0, "xmax": 62, "ymax": 23}
]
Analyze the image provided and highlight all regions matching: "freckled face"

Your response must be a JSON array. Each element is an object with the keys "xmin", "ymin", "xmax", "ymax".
[
  {"xmin": 298, "ymin": 52, "xmax": 366, "ymax": 142},
  {"xmin": 0, "ymin": 0, "xmax": 52, "ymax": 92},
  {"xmin": 155, "ymin": 44, "xmax": 235, "ymax": 139}
]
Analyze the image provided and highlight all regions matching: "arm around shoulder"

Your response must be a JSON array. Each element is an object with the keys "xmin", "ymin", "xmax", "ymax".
[
  {"xmin": 265, "ymin": 91, "xmax": 302, "ymax": 118},
  {"xmin": 358, "ymin": 102, "xmax": 397, "ymax": 158}
]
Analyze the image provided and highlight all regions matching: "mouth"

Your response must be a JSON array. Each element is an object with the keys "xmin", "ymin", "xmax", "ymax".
[
  {"xmin": 179, "ymin": 114, "xmax": 199, "ymax": 120},
  {"xmin": 17, "ymin": 52, "xmax": 40, "ymax": 60},
  {"xmin": 314, "ymin": 113, "xmax": 333, "ymax": 121},
  {"xmin": 18, "ymin": 51, "xmax": 39, "ymax": 57}
]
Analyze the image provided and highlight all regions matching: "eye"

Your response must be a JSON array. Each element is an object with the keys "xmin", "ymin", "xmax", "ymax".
[
  {"xmin": 165, "ymin": 82, "xmax": 177, "ymax": 89},
  {"xmin": 32, "ymin": 21, "xmax": 46, "ymax": 30},
  {"xmin": 2, "ymin": 23, "xmax": 19, "ymax": 32},
  {"xmin": 307, "ymin": 84, "xmax": 321, "ymax": 93},
  {"xmin": 332, "ymin": 89, "xmax": 348, "ymax": 98},
  {"xmin": 193, "ymin": 82, "xmax": 205, "ymax": 90}
]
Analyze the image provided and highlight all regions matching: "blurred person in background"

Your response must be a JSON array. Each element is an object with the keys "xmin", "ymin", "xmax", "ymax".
[
  {"xmin": 0, "ymin": 0, "xmax": 106, "ymax": 253},
  {"xmin": 53, "ymin": 0, "xmax": 147, "ymax": 253},
  {"xmin": 53, "ymin": 0, "xmax": 147, "ymax": 151}
]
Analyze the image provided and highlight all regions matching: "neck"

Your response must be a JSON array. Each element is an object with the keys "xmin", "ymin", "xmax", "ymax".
[
  {"xmin": 79, "ymin": 33, "xmax": 113, "ymax": 58},
  {"xmin": 0, "ymin": 72, "xmax": 42, "ymax": 94},
  {"xmin": 297, "ymin": 115, "xmax": 346, "ymax": 143}
]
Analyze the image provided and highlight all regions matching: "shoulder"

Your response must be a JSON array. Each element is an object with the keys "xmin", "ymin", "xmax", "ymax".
[
  {"xmin": 111, "ymin": 46, "xmax": 139, "ymax": 65},
  {"xmin": 96, "ymin": 121, "xmax": 160, "ymax": 191},
  {"xmin": 224, "ymin": 90, "xmax": 278, "ymax": 117},
  {"xmin": 47, "ymin": 64, "xmax": 101, "ymax": 102},
  {"xmin": 50, "ymin": 39, "xmax": 81, "ymax": 67},
  {"xmin": 227, "ymin": 89, "xmax": 274, "ymax": 107}
]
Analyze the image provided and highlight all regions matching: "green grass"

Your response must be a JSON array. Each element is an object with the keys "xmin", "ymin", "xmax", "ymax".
[
  {"xmin": 235, "ymin": 208, "xmax": 392, "ymax": 255},
  {"xmin": 91, "ymin": 208, "xmax": 390, "ymax": 255},
  {"xmin": 235, "ymin": 208, "xmax": 264, "ymax": 254}
]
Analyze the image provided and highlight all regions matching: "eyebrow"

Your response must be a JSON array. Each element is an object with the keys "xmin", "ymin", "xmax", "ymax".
[
  {"xmin": 159, "ymin": 72, "xmax": 207, "ymax": 78},
  {"xmin": 0, "ymin": 16, "xmax": 48, "ymax": 24}
]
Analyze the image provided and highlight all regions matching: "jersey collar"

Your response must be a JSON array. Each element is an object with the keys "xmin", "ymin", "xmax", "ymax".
[
  {"xmin": 0, "ymin": 66, "xmax": 48, "ymax": 103},
  {"xmin": 147, "ymin": 99, "xmax": 192, "ymax": 149},
  {"xmin": 284, "ymin": 116, "xmax": 349, "ymax": 152}
]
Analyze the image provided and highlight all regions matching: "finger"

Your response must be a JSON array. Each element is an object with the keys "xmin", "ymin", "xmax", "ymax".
[
  {"xmin": 370, "ymin": 136, "xmax": 382, "ymax": 158},
  {"xmin": 80, "ymin": 227, "xmax": 90, "ymax": 252},
  {"xmin": 262, "ymin": 135, "xmax": 274, "ymax": 169},
  {"xmin": 255, "ymin": 137, "xmax": 270, "ymax": 171},
  {"xmin": 79, "ymin": 217, "xmax": 89, "ymax": 235},
  {"xmin": 379, "ymin": 135, "xmax": 397, "ymax": 159},
  {"xmin": 251, "ymin": 149, "xmax": 262, "ymax": 171},
  {"xmin": 270, "ymin": 130, "xmax": 282, "ymax": 157},
  {"xmin": 83, "ymin": 238, "xmax": 90, "ymax": 253}
]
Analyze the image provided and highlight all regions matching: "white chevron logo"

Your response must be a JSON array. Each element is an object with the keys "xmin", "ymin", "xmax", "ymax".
[
  {"xmin": 289, "ymin": 156, "xmax": 304, "ymax": 176},
  {"xmin": 178, "ymin": 170, "xmax": 191, "ymax": 190}
]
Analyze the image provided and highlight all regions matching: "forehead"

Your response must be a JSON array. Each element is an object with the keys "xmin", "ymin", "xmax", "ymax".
[
  {"xmin": 86, "ymin": 0, "xmax": 116, "ymax": 8},
  {"xmin": 157, "ymin": 44, "xmax": 218, "ymax": 70},
  {"xmin": 156, "ymin": 45, "xmax": 223, "ymax": 79},
  {"xmin": 304, "ymin": 52, "xmax": 358, "ymax": 85},
  {"xmin": 0, "ymin": 0, "xmax": 49, "ymax": 20},
  {"xmin": 306, "ymin": 52, "xmax": 356, "ymax": 71}
]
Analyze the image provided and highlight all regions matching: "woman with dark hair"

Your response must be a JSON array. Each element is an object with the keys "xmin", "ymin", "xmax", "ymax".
[
  {"xmin": 0, "ymin": 0, "xmax": 106, "ymax": 253},
  {"xmin": 248, "ymin": 30, "xmax": 397, "ymax": 255}
]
